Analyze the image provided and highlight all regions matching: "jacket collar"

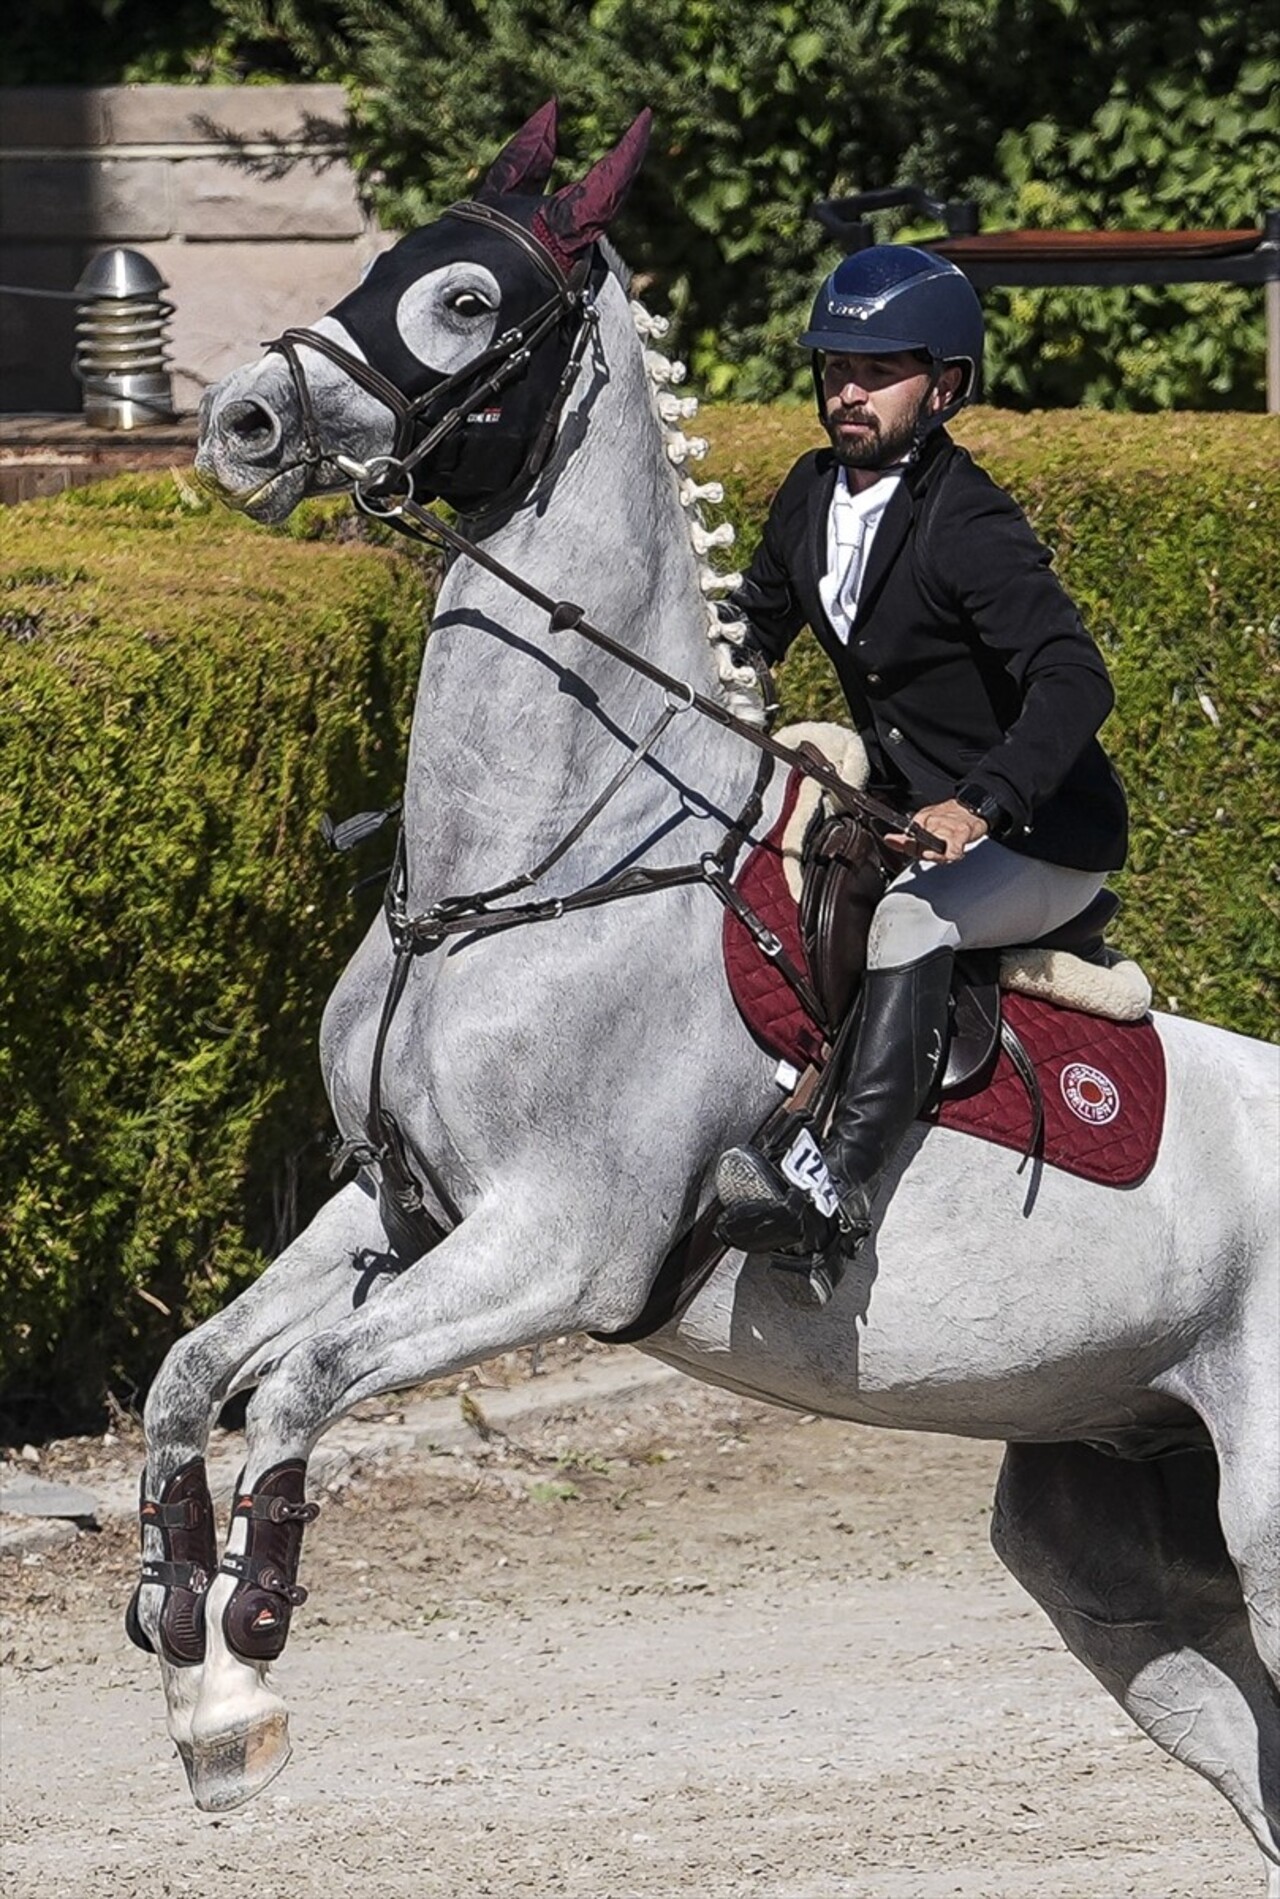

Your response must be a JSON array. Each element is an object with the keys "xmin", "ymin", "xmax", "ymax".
[{"xmin": 812, "ymin": 428, "xmax": 953, "ymax": 629}]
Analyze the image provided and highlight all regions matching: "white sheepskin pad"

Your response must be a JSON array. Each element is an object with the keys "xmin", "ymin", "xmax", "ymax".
[
  {"xmin": 771, "ymin": 720, "xmax": 1151, "ymax": 1022},
  {"xmin": 999, "ymin": 946, "xmax": 1153, "ymax": 1022},
  {"xmin": 774, "ymin": 721, "xmax": 870, "ymax": 901}
]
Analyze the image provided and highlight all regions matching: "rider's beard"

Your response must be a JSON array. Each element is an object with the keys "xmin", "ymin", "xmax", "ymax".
[{"xmin": 825, "ymin": 401, "xmax": 918, "ymax": 471}]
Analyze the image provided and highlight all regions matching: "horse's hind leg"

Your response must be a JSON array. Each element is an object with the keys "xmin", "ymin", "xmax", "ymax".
[
  {"xmin": 992, "ymin": 1439, "xmax": 1280, "ymax": 1885},
  {"xmin": 132, "ymin": 1179, "xmax": 408, "ymax": 1790}
]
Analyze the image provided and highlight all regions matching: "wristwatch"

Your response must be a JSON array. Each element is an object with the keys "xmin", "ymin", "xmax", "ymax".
[{"xmin": 954, "ymin": 781, "xmax": 1014, "ymax": 840}]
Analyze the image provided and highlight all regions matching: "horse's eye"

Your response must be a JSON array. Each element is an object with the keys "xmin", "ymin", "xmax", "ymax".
[{"xmin": 447, "ymin": 290, "xmax": 494, "ymax": 317}]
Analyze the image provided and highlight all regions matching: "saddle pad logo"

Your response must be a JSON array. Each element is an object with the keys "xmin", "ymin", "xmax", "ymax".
[
  {"xmin": 1059, "ymin": 1062, "xmax": 1121, "ymax": 1126},
  {"xmin": 780, "ymin": 1126, "xmax": 839, "ymax": 1217}
]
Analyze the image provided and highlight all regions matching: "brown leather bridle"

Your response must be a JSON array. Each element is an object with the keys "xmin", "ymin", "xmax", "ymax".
[{"xmin": 262, "ymin": 200, "xmax": 595, "ymax": 509}]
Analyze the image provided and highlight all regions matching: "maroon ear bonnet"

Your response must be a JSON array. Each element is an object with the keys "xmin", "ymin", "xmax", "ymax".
[
  {"xmin": 476, "ymin": 98, "xmax": 560, "ymax": 201},
  {"xmin": 533, "ymin": 108, "xmax": 653, "ymax": 272}
]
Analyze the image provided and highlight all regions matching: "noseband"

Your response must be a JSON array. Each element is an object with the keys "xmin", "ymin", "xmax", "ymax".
[{"xmin": 264, "ymin": 200, "xmax": 595, "ymax": 506}]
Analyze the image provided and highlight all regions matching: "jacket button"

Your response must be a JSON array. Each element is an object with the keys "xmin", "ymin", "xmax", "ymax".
[
  {"xmin": 886, "ymin": 725, "xmax": 903, "ymax": 744},
  {"xmin": 866, "ymin": 671, "xmax": 881, "ymax": 685}
]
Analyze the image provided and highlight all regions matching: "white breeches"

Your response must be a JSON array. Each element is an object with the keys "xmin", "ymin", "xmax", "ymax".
[{"xmin": 868, "ymin": 837, "xmax": 1107, "ymax": 971}]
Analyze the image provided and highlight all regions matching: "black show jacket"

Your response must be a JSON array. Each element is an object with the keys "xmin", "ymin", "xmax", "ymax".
[{"xmin": 729, "ymin": 430, "xmax": 1128, "ymax": 871}]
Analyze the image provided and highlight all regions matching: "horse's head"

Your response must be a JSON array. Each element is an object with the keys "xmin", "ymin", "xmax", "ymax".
[{"xmin": 195, "ymin": 102, "xmax": 651, "ymax": 521}]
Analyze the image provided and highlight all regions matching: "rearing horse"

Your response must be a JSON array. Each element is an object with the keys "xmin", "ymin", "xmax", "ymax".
[{"xmin": 135, "ymin": 104, "xmax": 1279, "ymax": 1889}]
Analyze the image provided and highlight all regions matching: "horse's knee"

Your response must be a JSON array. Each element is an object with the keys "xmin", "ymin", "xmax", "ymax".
[
  {"xmin": 868, "ymin": 888, "xmax": 957, "ymax": 968},
  {"xmin": 144, "ymin": 1328, "xmax": 228, "ymax": 1444},
  {"xmin": 244, "ymin": 1331, "xmax": 349, "ymax": 1445}
]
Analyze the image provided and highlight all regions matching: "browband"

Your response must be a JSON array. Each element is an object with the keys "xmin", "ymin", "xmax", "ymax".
[{"xmin": 445, "ymin": 200, "xmax": 574, "ymax": 297}]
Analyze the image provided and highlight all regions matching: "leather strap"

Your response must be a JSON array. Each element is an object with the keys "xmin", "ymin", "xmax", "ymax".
[
  {"xmin": 220, "ymin": 1548, "xmax": 309, "ymax": 1606},
  {"xmin": 999, "ymin": 1018, "xmax": 1046, "ymax": 1162}
]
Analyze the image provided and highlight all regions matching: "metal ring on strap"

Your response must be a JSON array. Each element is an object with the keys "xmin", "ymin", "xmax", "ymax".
[{"xmin": 350, "ymin": 455, "xmax": 416, "ymax": 517}]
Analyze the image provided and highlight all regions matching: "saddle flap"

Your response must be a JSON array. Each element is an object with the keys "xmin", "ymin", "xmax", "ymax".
[
  {"xmin": 798, "ymin": 810, "xmax": 889, "ymax": 1029},
  {"xmin": 940, "ymin": 951, "xmax": 1002, "ymax": 1096}
]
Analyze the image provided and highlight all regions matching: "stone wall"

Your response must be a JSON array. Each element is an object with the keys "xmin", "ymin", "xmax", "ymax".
[{"xmin": 0, "ymin": 85, "xmax": 388, "ymax": 415}]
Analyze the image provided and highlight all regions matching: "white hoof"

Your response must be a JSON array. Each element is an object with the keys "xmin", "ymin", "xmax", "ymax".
[
  {"xmin": 186, "ymin": 1709, "xmax": 292, "ymax": 1811},
  {"xmin": 158, "ymin": 1653, "xmax": 204, "ymax": 1755}
]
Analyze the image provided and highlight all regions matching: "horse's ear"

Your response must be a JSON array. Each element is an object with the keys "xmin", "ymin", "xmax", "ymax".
[
  {"xmin": 533, "ymin": 108, "xmax": 652, "ymax": 270},
  {"xmin": 476, "ymin": 99, "xmax": 560, "ymax": 202}
]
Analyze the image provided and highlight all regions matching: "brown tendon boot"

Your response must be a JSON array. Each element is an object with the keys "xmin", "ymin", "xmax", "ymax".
[
  {"xmin": 220, "ymin": 1460, "xmax": 320, "ymax": 1663},
  {"xmin": 125, "ymin": 1457, "xmax": 218, "ymax": 1666}
]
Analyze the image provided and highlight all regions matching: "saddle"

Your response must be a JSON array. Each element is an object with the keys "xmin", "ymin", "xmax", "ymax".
[
  {"xmin": 596, "ymin": 758, "xmax": 1149, "ymax": 1348},
  {"xmin": 797, "ymin": 798, "xmax": 1119, "ymax": 1099}
]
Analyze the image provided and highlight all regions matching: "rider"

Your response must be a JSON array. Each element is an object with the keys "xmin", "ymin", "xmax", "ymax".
[{"xmin": 715, "ymin": 244, "xmax": 1129, "ymax": 1279}]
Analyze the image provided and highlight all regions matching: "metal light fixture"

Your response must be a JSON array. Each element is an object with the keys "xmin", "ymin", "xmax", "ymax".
[{"xmin": 73, "ymin": 248, "xmax": 176, "ymax": 430}]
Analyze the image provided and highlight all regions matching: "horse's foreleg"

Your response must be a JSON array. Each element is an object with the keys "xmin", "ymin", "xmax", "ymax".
[
  {"xmin": 992, "ymin": 1439, "xmax": 1280, "ymax": 1880},
  {"xmin": 185, "ymin": 1200, "xmax": 618, "ymax": 1810},
  {"xmin": 133, "ymin": 1179, "xmax": 409, "ymax": 1789}
]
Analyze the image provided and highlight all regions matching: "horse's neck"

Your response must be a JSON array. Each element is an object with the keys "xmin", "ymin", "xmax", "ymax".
[{"xmin": 403, "ymin": 283, "xmax": 745, "ymax": 897}]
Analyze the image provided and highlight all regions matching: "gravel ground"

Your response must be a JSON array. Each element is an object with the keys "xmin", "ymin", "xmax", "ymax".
[{"xmin": 0, "ymin": 1349, "xmax": 1261, "ymax": 1899}]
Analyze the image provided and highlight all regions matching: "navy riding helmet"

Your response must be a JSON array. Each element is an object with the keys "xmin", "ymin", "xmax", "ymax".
[{"xmin": 801, "ymin": 244, "xmax": 984, "ymax": 432}]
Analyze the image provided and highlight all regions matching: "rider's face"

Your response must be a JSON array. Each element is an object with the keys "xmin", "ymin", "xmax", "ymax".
[{"xmin": 820, "ymin": 350, "xmax": 952, "ymax": 472}]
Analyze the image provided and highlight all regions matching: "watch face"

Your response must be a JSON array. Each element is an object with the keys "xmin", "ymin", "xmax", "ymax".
[{"xmin": 956, "ymin": 786, "xmax": 1006, "ymax": 836}]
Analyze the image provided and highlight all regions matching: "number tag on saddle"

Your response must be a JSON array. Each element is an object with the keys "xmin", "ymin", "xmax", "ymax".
[{"xmin": 780, "ymin": 1125, "xmax": 840, "ymax": 1218}]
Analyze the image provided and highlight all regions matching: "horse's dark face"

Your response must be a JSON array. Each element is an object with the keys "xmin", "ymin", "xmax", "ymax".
[{"xmin": 195, "ymin": 103, "xmax": 651, "ymax": 522}]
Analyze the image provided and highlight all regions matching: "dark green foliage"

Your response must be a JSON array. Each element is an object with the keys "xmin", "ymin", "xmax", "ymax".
[
  {"xmin": 0, "ymin": 479, "xmax": 424, "ymax": 1427},
  {"xmin": 8, "ymin": 2, "xmax": 1274, "ymax": 400},
  {"xmin": 0, "ymin": 0, "xmax": 298, "ymax": 84},
  {"xmin": 210, "ymin": 0, "xmax": 1277, "ymax": 408},
  {"xmin": 950, "ymin": 11, "xmax": 1280, "ymax": 410},
  {"xmin": 705, "ymin": 405, "xmax": 1280, "ymax": 1040}
]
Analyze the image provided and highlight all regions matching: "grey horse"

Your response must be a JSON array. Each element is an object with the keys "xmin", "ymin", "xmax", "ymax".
[{"xmin": 131, "ymin": 105, "xmax": 1280, "ymax": 1889}]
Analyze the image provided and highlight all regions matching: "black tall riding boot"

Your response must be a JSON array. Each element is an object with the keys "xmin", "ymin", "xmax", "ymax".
[
  {"xmin": 821, "ymin": 947, "xmax": 954, "ymax": 1243},
  {"xmin": 716, "ymin": 949, "xmax": 954, "ymax": 1281}
]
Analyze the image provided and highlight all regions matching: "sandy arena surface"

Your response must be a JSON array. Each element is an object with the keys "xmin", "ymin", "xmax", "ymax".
[{"xmin": 0, "ymin": 1348, "xmax": 1262, "ymax": 1899}]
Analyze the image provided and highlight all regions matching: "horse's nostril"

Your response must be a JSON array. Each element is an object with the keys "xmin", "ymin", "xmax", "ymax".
[{"xmin": 220, "ymin": 397, "xmax": 283, "ymax": 461}]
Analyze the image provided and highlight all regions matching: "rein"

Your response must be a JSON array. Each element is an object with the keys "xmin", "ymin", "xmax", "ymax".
[{"xmin": 339, "ymin": 466, "xmax": 941, "ymax": 852}]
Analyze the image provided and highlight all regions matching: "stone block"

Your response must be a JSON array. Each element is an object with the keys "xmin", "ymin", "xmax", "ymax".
[
  {"xmin": 0, "ymin": 1515, "xmax": 78, "ymax": 1556},
  {"xmin": 0, "ymin": 158, "xmax": 172, "ymax": 240},
  {"xmin": 155, "ymin": 235, "xmax": 392, "ymax": 412},
  {"xmin": 0, "ymin": 89, "xmax": 112, "ymax": 148},
  {"xmin": 0, "ymin": 242, "xmax": 84, "ymax": 412},
  {"xmin": 174, "ymin": 153, "xmax": 365, "ymax": 240},
  {"xmin": 104, "ymin": 84, "xmax": 350, "ymax": 148}
]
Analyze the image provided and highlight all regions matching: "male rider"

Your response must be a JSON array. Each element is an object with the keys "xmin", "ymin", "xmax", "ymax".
[{"xmin": 715, "ymin": 244, "xmax": 1128, "ymax": 1285}]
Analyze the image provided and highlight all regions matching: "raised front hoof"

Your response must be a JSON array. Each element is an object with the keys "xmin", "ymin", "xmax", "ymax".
[{"xmin": 186, "ymin": 1712, "xmax": 292, "ymax": 1811}]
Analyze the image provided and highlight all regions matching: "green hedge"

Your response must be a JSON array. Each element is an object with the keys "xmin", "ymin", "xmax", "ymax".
[
  {"xmin": 0, "ymin": 479, "xmax": 425, "ymax": 1427},
  {"xmin": 706, "ymin": 406, "xmax": 1280, "ymax": 1045},
  {"xmin": 1, "ymin": 413, "xmax": 1276, "ymax": 1425}
]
